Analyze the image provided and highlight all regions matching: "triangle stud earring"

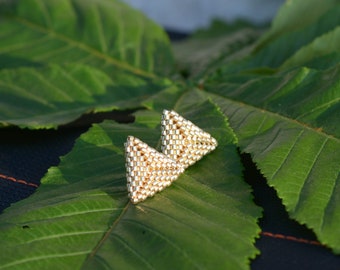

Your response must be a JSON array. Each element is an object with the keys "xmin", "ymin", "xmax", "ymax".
[
  {"xmin": 125, "ymin": 136, "xmax": 185, "ymax": 204},
  {"xmin": 161, "ymin": 110, "xmax": 218, "ymax": 168}
]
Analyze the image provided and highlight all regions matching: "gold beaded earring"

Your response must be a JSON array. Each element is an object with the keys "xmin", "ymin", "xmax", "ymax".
[
  {"xmin": 124, "ymin": 110, "xmax": 218, "ymax": 204},
  {"xmin": 161, "ymin": 110, "xmax": 218, "ymax": 169},
  {"xmin": 125, "ymin": 136, "xmax": 184, "ymax": 204}
]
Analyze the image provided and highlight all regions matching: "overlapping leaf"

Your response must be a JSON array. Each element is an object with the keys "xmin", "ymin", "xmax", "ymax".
[
  {"xmin": 0, "ymin": 0, "xmax": 176, "ymax": 129},
  {"xmin": 0, "ymin": 100, "xmax": 261, "ymax": 269},
  {"xmin": 256, "ymin": 0, "xmax": 339, "ymax": 49},
  {"xmin": 172, "ymin": 20, "xmax": 263, "ymax": 77},
  {"xmin": 0, "ymin": 0, "xmax": 174, "ymax": 76},
  {"xmin": 0, "ymin": 64, "xmax": 173, "ymax": 129},
  {"xmin": 203, "ymin": 64, "xmax": 340, "ymax": 252},
  {"xmin": 251, "ymin": 5, "xmax": 340, "ymax": 69},
  {"xmin": 194, "ymin": 1, "xmax": 340, "ymax": 252},
  {"xmin": 163, "ymin": 0, "xmax": 340, "ymax": 252},
  {"xmin": 209, "ymin": 2, "xmax": 340, "ymax": 76},
  {"xmin": 281, "ymin": 26, "xmax": 340, "ymax": 70}
]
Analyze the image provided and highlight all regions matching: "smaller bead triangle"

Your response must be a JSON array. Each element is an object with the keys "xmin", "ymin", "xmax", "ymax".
[
  {"xmin": 125, "ymin": 136, "xmax": 184, "ymax": 204},
  {"xmin": 161, "ymin": 110, "xmax": 218, "ymax": 168}
]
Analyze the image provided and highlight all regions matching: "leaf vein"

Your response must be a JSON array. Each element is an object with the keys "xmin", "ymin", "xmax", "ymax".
[
  {"xmin": 270, "ymin": 129, "xmax": 305, "ymax": 180},
  {"xmin": 296, "ymin": 97, "xmax": 340, "ymax": 120},
  {"xmin": 110, "ymin": 233, "xmax": 155, "ymax": 270},
  {"xmin": 26, "ymin": 69, "xmax": 74, "ymax": 101},
  {"xmin": 131, "ymin": 202, "xmax": 245, "ymax": 269},
  {"xmin": 293, "ymin": 137, "xmax": 329, "ymax": 214},
  {"xmin": 122, "ymin": 219, "xmax": 201, "ymax": 269},
  {"xmin": 34, "ymin": 43, "xmax": 74, "ymax": 61},
  {"xmin": 211, "ymin": 92, "xmax": 339, "ymax": 141},
  {"xmin": 95, "ymin": 5, "xmax": 108, "ymax": 53},
  {"xmin": 12, "ymin": 16, "xmax": 155, "ymax": 78},
  {"xmin": 19, "ymin": 230, "xmax": 106, "ymax": 245},
  {"xmin": 320, "ymin": 171, "xmax": 340, "ymax": 231},
  {"xmin": 0, "ymin": 250, "xmax": 89, "ymax": 269},
  {"xmin": 0, "ymin": 80, "xmax": 55, "ymax": 109}
]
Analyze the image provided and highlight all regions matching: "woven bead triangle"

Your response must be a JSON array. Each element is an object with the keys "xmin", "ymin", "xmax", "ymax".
[
  {"xmin": 161, "ymin": 110, "xmax": 218, "ymax": 168},
  {"xmin": 125, "ymin": 136, "xmax": 185, "ymax": 204}
]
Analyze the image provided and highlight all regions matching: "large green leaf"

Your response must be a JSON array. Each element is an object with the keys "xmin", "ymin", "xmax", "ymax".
[
  {"xmin": 0, "ymin": 0, "xmax": 173, "ymax": 76},
  {"xmin": 0, "ymin": 0, "xmax": 176, "ymax": 129},
  {"xmin": 203, "ymin": 63, "xmax": 340, "ymax": 252},
  {"xmin": 0, "ymin": 64, "xmax": 173, "ymax": 129},
  {"xmin": 0, "ymin": 100, "xmax": 261, "ymax": 269},
  {"xmin": 170, "ymin": 0, "xmax": 340, "ymax": 255}
]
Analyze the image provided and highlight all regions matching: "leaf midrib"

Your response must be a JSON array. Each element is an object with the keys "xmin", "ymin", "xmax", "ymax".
[
  {"xmin": 12, "ymin": 16, "xmax": 157, "ymax": 79},
  {"xmin": 84, "ymin": 200, "xmax": 131, "ymax": 260}
]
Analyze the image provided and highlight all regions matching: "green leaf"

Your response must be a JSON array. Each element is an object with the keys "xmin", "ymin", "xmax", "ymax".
[
  {"xmin": 174, "ymin": 0, "xmax": 340, "ymax": 255},
  {"xmin": 206, "ymin": 4, "xmax": 340, "ymax": 77},
  {"xmin": 0, "ymin": 100, "xmax": 261, "ymax": 269},
  {"xmin": 206, "ymin": 65, "xmax": 340, "ymax": 137},
  {"xmin": 252, "ymin": 5, "xmax": 340, "ymax": 69},
  {"xmin": 172, "ymin": 20, "xmax": 263, "ymax": 77},
  {"xmin": 204, "ymin": 64, "xmax": 340, "ymax": 252},
  {"xmin": 280, "ymin": 26, "xmax": 340, "ymax": 70},
  {"xmin": 256, "ymin": 0, "xmax": 339, "ymax": 49},
  {"xmin": 0, "ymin": 0, "xmax": 174, "ymax": 76},
  {"xmin": 0, "ymin": 64, "xmax": 173, "ymax": 129}
]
